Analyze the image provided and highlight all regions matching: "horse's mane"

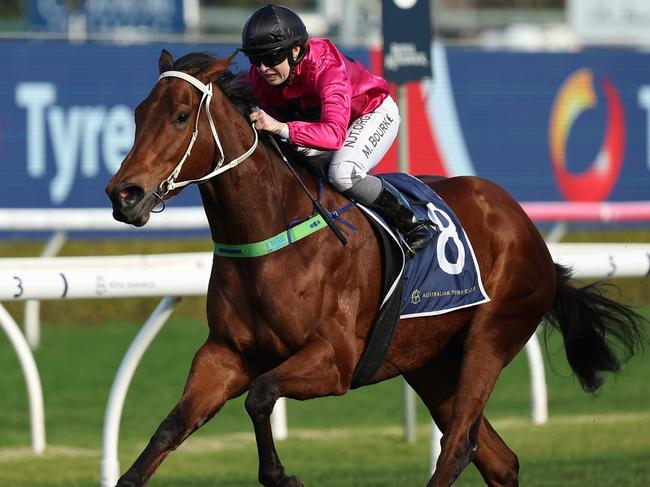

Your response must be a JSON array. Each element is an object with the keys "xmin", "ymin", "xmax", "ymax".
[
  {"xmin": 174, "ymin": 51, "xmax": 333, "ymax": 175},
  {"xmin": 173, "ymin": 52, "xmax": 256, "ymax": 118}
]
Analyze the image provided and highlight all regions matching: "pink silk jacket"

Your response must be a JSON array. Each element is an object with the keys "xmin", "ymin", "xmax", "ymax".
[{"xmin": 247, "ymin": 38, "xmax": 390, "ymax": 151}]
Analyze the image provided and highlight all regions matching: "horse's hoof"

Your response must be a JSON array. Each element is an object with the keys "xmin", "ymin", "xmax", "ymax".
[
  {"xmin": 115, "ymin": 474, "xmax": 140, "ymax": 487},
  {"xmin": 282, "ymin": 475, "xmax": 304, "ymax": 487},
  {"xmin": 261, "ymin": 472, "xmax": 304, "ymax": 487}
]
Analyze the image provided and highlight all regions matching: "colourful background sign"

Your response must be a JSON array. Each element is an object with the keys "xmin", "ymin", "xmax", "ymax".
[
  {"xmin": 373, "ymin": 47, "xmax": 650, "ymax": 203},
  {"xmin": 2, "ymin": 41, "xmax": 649, "ymax": 210}
]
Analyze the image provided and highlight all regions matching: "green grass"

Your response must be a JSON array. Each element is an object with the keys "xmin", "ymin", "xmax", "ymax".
[
  {"xmin": 1, "ymin": 232, "xmax": 649, "ymax": 485},
  {"xmin": 0, "ymin": 307, "xmax": 648, "ymax": 487}
]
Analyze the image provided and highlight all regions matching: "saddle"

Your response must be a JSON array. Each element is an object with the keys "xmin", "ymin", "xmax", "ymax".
[
  {"xmin": 266, "ymin": 139, "xmax": 489, "ymax": 387},
  {"xmin": 351, "ymin": 174, "xmax": 490, "ymax": 387}
]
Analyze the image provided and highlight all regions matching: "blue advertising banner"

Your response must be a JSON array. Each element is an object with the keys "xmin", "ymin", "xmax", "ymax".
[
  {"xmin": 373, "ymin": 45, "xmax": 650, "ymax": 204},
  {"xmin": 2, "ymin": 40, "xmax": 649, "ymax": 215},
  {"xmin": 443, "ymin": 48, "xmax": 650, "ymax": 202},
  {"xmin": 381, "ymin": 0, "xmax": 432, "ymax": 83},
  {"xmin": 1, "ymin": 41, "xmax": 370, "ymax": 210},
  {"xmin": 85, "ymin": 0, "xmax": 185, "ymax": 34},
  {"xmin": 2, "ymin": 41, "xmax": 240, "ymax": 209},
  {"xmin": 28, "ymin": 0, "xmax": 186, "ymax": 34}
]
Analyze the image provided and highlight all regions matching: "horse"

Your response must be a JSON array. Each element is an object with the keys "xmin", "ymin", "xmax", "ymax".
[{"xmin": 106, "ymin": 50, "xmax": 646, "ymax": 487}]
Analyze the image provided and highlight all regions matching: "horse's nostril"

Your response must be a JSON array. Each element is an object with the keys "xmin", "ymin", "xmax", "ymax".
[{"xmin": 113, "ymin": 185, "xmax": 145, "ymax": 209}]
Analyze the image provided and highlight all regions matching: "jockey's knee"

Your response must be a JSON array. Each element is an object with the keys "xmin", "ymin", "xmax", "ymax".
[
  {"xmin": 328, "ymin": 174, "xmax": 348, "ymax": 193},
  {"xmin": 328, "ymin": 159, "xmax": 360, "ymax": 191},
  {"xmin": 339, "ymin": 174, "xmax": 383, "ymax": 206},
  {"xmin": 329, "ymin": 160, "xmax": 380, "ymax": 197}
]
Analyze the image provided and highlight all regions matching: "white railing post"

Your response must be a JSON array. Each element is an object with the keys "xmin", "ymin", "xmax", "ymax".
[
  {"xmin": 430, "ymin": 422, "xmax": 443, "ymax": 475},
  {"xmin": 100, "ymin": 296, "xmax": 181, "ymax": 487},
  {"xmin": 403, "ymin": 379, "xmax": 417, "ymax": 443},
  {"xmin": 271, "ymin": 397, "xmax": 288, "ymax": 440},
  {"xmin": 0, "ymin": 303, "xmax": 46, "ymax": 454},
  {"xmin": 525, "ymin": 330, "xmax": 548, "ymax": 424},
  {"xmin": 24, "ymin": 230, "xmax": 68, "ymax": 349}
]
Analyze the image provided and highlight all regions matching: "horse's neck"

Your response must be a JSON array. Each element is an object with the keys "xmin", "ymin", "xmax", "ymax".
[{"xmin": 199, "ymin": 141, "xmax": 304, "ymax": 244}]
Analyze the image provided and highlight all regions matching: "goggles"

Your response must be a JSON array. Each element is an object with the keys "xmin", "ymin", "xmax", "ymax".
[{"xmin": 247, "ymin": 48, "xmax": 291, "ymax": 68}]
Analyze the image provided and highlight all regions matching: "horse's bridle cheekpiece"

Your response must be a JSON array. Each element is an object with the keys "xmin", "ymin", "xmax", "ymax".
[{"xmin": 156, "ymin": 70, "xmax": 259, "ymax": 195}]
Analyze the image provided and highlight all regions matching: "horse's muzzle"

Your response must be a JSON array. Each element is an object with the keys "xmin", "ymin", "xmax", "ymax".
[{"xmin": 106, "ymin": 183, "xmax": 152, "ymax": 227}]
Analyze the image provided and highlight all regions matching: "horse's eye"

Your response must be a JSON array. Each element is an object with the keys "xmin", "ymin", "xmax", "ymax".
[{"xmin": 175, "ymin": 112, "xmax": 190, "ymax": 124}]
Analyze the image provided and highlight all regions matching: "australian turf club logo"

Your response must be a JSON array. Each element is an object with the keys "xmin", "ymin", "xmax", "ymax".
[{"xmin": 411, "ymin": 289, "xmax": 421, "ymax": 305}]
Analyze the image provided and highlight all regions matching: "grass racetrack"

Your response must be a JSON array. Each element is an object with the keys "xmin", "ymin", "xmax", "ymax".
[
  {"xmin": 0, "ymin": 237, "xmax": 649, "ymax": 486},
  {"xmin": 1, "ymin": 309, "xmax": 648, "ymax": 486}
]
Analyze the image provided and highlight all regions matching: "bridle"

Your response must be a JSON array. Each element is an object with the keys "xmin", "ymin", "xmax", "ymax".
[
  {"xmin": 157, "ymin": 69, "xmax": 347, "ymax": 246},
  {"xmin": 156, "ymin": 70, "xmax": 259, "ymax": 195}
]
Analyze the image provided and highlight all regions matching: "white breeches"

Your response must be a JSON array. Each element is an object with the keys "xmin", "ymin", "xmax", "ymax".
[{"xmin": 329, "ymin": 95, "xmax": 400, "ymax": 196}]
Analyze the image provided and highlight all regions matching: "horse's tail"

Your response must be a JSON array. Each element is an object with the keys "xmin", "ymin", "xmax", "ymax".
[{"xmin": 544, "ymin": 263, "xmax": 647, "ymax": 393}]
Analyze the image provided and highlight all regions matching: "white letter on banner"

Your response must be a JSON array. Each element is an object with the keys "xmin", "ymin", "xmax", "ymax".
[
  {"xmin": 638, "ymin": 86, "xmax": 650, "ymax": 171},
  {"xmin": 80, "ymin": 106, "xmax": 107, "ymax": 177},
  {"xmin": 103, "ymin": 105, "xmax": 135, "ymax": 173},
  {"xmin": 48, "ymin": 106, "xmax": 83, "ymax": 204},
  {"xmin": 15, "ymin": 83, "xmax": 56, "ymax": 178}
]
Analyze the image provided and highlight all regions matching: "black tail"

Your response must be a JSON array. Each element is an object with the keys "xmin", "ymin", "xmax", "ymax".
[{"xmin": 545, "ymin": 264, "xmax": 647, "ymax": 393}]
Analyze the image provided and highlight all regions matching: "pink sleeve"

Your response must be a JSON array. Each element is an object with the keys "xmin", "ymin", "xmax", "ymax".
[{"xmin": 287, "ymin": 55, "xmax": 352, "ymax": 150}]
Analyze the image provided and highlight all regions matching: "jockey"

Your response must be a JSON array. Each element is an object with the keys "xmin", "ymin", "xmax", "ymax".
[{"xmin": 240, "ymin": 4, "xmax": 438, "ymax": 254}]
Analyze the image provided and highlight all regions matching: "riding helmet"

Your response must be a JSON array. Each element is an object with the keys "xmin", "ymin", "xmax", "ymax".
[{"xmin": 240, "ymin": 4, "xmax": 308, "ymax": 56}]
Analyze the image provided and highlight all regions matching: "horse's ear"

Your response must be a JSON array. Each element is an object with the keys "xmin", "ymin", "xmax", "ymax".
[
  {"xmin": 199, "ymin": 51, "xmax": 239, "ymax": 82},
  {"xmin": 159, "ymin": 49, "xmax": 174, "ymax": 74}
]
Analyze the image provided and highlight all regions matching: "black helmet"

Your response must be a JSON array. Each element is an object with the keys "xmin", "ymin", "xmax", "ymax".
[{"xmin": 240, "ymin": 4, "xmax": 308, "ymax": 56}]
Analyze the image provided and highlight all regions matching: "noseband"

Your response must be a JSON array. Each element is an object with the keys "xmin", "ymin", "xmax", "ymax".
[{"xmin": 156, "ymin": 70, "xmax": 259, "ymax": 195}]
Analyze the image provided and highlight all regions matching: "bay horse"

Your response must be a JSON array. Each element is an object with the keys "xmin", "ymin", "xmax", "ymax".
[{"xmin": 106, "ymin": 50, "xmax": 645, "ymax": 487}]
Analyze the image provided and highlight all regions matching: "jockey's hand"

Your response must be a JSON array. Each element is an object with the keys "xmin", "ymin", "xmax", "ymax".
[{"xmin": 250, "ymin": 109, "xmax": 288, "ymax": 138}]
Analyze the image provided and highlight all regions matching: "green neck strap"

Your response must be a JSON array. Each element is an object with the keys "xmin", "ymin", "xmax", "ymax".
[{"xmin": 213, "ymin": 214, "xmax": 326, "ymax": 258}]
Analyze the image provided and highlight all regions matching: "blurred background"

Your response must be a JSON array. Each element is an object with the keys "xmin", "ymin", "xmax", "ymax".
[
  {"xmin": 0, "ymin": 0, "xmax": 644, "ymax": 47},
  {"xmin": 3, "ymin": 0, "xmax": 649, "ymax": 284},
  {"xmin": 2, "ymin": 0, "xmax": 649, "ymax": 210},
  {"xmin": 1, "ymin": 2, "xmax": 649, "ymax": 487}
]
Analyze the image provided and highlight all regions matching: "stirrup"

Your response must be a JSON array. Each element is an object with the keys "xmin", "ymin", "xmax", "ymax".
[{"xmin": 403, "ymin": 222, "xmax": 438, "ymax": 256}]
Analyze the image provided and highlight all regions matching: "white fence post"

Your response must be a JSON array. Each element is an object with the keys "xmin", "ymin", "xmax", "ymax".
[
  {"xmin": 0, "ymin": 303, "xmax": 46, "ymax": 454},
  {"xmin": 525, "ymin": 331, "xmax": 548, "ymax": 424},
  {"xmin": 101, "ymin": 296, "xmax": 181, "ymax": 487},
  {"xmin": 24, "ymin": 230, "xmax": 68, "ymax": 349},
  {"xmin": 271, "ymin": 397, "xmax": 288, "ymax": 440},
  {"xmin": 430, "ymin": 422, "xmax": 443, "ymax": 475},
  {"xmin": 403, "ymin": 379, "xmax": 417, "ymax": 443}
]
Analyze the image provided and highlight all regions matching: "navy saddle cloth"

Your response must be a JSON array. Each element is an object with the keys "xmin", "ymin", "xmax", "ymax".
[
  {"xmin": 367, "ymin": 173, "xmax": 490, "ymax": 318},
  {"xmin": 350, "ymin": 173, "xmax": 490, "ymax": 388}
]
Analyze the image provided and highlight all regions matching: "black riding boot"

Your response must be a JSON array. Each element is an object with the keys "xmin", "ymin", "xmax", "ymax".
[{"xmin": 368, "ymin": 181, "xmax": 439, "ymax": 254}]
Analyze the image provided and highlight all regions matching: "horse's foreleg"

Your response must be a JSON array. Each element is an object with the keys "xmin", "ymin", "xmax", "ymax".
[
  {"xmin": 245, "ymin": 337, "xmax": 348, "ymax": 487},
  {"xmin": 116, "ymin": 339, "xmax": 250, "ymax": 487}
]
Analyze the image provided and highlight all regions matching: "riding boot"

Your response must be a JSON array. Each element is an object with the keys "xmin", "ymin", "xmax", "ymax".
[{"xmin": 368, "ymin": 180, "xmax": 439, "ymax": 254}]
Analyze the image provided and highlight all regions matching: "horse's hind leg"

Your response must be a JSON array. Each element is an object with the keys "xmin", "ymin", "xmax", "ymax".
[
  {"xmin": 425, "ymin": 310, "xmax": 538, "ymax": 487},
  {"xmin": 405, "ymin": 345, "xmax": 519, "ymax": 487},
  {"xmin": 116, "ymin": 339, "xmax": 250, "ymax": 487},
  {"xmin": 245, "ymin": 337, "xmax": 349, "ymax": 487}
]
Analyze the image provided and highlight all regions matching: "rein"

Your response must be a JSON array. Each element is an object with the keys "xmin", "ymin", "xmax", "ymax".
[
  {"xmin": 156, "ymin": 70, "xmax": 259, "ymax": 195},
  {"xmin": 157, "ymin": 70, "xmax": 349, "ymax": 253}
]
